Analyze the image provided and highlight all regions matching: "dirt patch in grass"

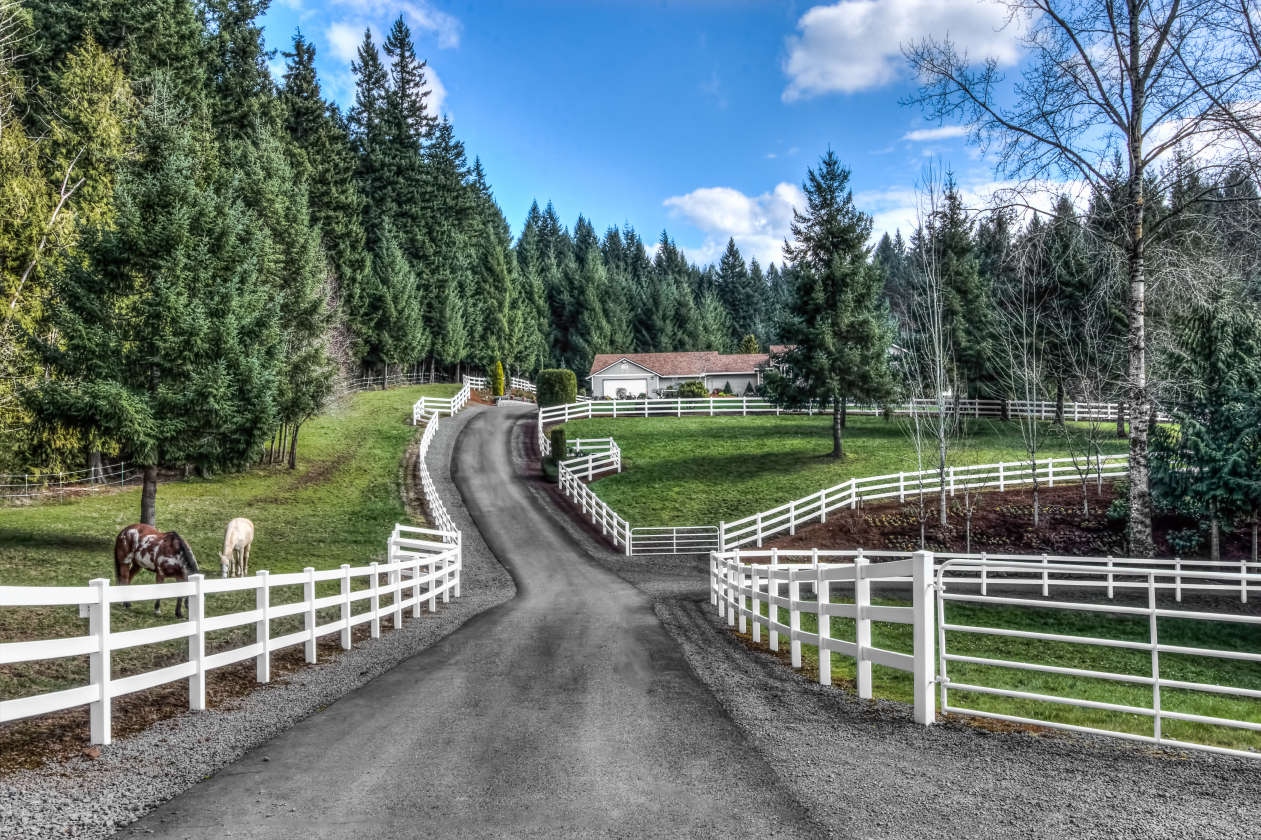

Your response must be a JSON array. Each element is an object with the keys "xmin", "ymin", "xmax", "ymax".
[{"xmin": 0, "ymin": 625, "xmax": 381, "ymax": 777}]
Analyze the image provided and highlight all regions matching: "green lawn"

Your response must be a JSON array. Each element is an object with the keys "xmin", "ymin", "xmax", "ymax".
[
  {"xmin": 749, "ymin": 593, "xmax": 1261, "ymax": 753},
  {"xmin": 560, "ymin": 414, "xmax": 1129, "ymax": 526},
  {"xmin": 0, "ymin": 383, "xmax": 459, "ymax": 701}
]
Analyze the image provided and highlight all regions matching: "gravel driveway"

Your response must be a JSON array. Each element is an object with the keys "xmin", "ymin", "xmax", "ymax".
[{"xmin": 532, "ymin": 464, "xmax": 1261, "ymax": 840}]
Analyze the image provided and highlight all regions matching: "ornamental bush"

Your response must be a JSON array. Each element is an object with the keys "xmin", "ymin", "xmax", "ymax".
[
  {"xmin": 537, "ymin": 369, "xmax": 577, "ymax": 407},
  {"xmin": 492, "ymin": 361, "xmax": 505, "ymax": 397},
  {"xmin": 678, "ymin": 380, "xmax": 707, "ymax": 399}
]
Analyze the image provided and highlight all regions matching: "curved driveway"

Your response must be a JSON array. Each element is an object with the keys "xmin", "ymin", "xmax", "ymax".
[{"xmin": 118, "ymin": 404, "xmax": 819, "ymax": 839}]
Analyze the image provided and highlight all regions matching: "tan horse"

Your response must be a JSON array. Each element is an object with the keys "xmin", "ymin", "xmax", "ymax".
[{"xmin": 219, "ymin": 517, "xmax": 255, "ymax": 577}]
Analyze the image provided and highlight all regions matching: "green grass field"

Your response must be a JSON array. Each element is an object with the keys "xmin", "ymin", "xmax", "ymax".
[
  {"xmin": 0, "ymin": 383, "xmax": 459, "ymax": 701},
  {"xmin": 749, "ymin": 593, "xmax": 1261, "ymax": 753},
  {"xmin": 559, "ymin": 414, "xmax": 1129, "ymax": 526}
]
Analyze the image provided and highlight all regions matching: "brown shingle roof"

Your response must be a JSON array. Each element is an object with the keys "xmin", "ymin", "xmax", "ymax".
[{"xmin": 590, "ymin": 351, "xmax": 770, "ymax": 377}]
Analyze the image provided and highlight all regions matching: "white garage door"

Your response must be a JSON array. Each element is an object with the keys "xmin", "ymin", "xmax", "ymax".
[{"xmin": 602, "ymin": 378, "xmax": 648, "ymax": 398}]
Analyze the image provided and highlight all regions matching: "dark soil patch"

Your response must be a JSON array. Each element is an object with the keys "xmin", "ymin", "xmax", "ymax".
[{"xmin": 766, "ymin": 481, "xmax": 1257, "ymax": 561}]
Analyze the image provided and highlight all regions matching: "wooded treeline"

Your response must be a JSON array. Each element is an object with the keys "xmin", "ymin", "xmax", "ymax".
[{"xmin": 0, "ymin": 0, "xmax": 779, "ymax": 509}]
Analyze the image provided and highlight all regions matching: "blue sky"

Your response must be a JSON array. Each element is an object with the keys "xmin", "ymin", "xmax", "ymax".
[{"xmin": 260, "ymin": 0, "xmax": 1029, "ymax": 266}]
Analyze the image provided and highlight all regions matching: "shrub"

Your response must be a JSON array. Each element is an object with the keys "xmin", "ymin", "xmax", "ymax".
[
  {"xmin": 550, "ymin": 427, "xmax": 567, "ymax": 460},
  {"xmin": 722, "ymin": 381, "xmax": 733, "ymax": 395},
  {"xmin": 537, "ymin": 369, "xmax": 577, "ymax": 407},
  {"xmin": 738, "ymin": 334, "xmax": 759, "ymax": 354},
  {"xmin": 678, "ymin": 380, "xmax": 707, "ymax": 399},
  {"xmin": 492, "ymin": 361, "xmax": 505, "ymax": 397},
  {"xmin": 1167, "ymin": 526, "xmax": 1206, "ymax": 556},
  {"xmin": 744, "ymin": 382, "xmax": 755, "ymax": 396}
]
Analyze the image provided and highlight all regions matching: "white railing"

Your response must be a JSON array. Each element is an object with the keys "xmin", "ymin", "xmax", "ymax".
[
  {"xmin": 1, "ymin": 462, "xmax": 135, "ymax": 499},
  {"xmin": 935, "ymin": 557, "xmax": 1261, "ymax": 759},
  {"xmin": 557, "ymin": 451, "xmax": 631, "ymax": 555},
  {"xmin": 631, "ymin": 526, "xmax": 720, "ymax": 555},
  {"xmin": 412, "ymin": 382, "xmax": 472, "ymax": 425},
  {"xmin": 539, "ymin": 396, "xmax": 1144, "ymax": 427},
  {"xmin": 720, "ymin": 454, "xmax": 1130, "ymax": 550},
  {"xmin": 711, "ymin": 548, "xmax": 937, "ymax": 725},
  {"xmin": 462, "ymin": 374, "xmax": 488, "ymax": 391},
  {"xmin": 0, "ymin": 528, "xmax": 461, "ymax": 746},
  {"xmin": 711, "ymin": 547, "xmax": 1261, "ymax": 757},
  {"xmin": 413, "ymin": 412, "xmax": 459, "ymax": 536},
  {"xmin": 461, "ymin": 374, "xmax": 536, "ymax": 395},
  {"xmin": 510, "ymin": 376, "xmax": 536, "ymax": 393}
]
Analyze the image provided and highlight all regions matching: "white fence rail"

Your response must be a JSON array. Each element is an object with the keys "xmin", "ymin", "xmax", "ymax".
[
  {"xmin": 510, "ymin": 376, "xmax": 536, "ymax": 393},
  {"xmin": 710, "ymin": 547, "xmax": 1261, "ymax": 758},
  {"xmin": 935, "ymin": 557, "xmax": 1261, "ymax": 759},
  {"xmin": 711, "ymin": 548, "xmax": 936, "ymax": 724},
  {"xmin": 720, "ymin": 454, "xmax": 1130, "ymax": 550},
  {"xmin": 412, "ymin": 383, "xmax": 472, "ymax": 425},
  {"xmin": 0, "ymin": 528, "xmax": 461, "ymax": 745},
  {"xmin": 556, "ymin": 447, "xmax": 631, "ymax": 555}
]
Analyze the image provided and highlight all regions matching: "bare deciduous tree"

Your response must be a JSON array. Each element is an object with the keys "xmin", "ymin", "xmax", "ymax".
[{"xmin": 906, "ymin": 0, "xmax": 1261, "ymax": 554}]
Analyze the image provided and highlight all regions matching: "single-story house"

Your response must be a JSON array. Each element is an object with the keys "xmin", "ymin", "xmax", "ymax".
[{"xmin": 588, "ymin": 351, "xmax": 773, "ymax": 398}]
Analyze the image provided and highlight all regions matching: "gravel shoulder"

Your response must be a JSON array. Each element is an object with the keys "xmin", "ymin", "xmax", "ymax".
[
  {"xmin": 0, "ymin": 405, "xmax": 515, "ymax": 840},
  {"xmin": 528, "ymin": 469, "xmax": 1261, "ymax": 839}
]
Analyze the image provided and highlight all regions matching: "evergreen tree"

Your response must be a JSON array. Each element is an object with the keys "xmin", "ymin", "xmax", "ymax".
[
  {"xmin": 716, "ymin": 237, "xmax": 760, "ymax": 345},
  {"xmin": 202, "ymin": 0, "xmax": 275, "ymax": 138},
  {"xmin": 698, "ymin": 289, "xmax": 735, "ymax": 353},
  {"xmin": 766, "ymin": 151, "xmax": 896, "ymax": 458}
]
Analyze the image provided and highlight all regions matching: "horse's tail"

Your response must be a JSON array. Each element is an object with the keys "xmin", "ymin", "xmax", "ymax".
[{"xmin": 172, "ymin": 533, "xmax": 199, "ymax": 576}]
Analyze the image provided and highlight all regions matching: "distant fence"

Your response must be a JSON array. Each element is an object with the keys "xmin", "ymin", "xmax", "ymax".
[
  {"xmin": 412, "ymin": 383, "xmax": 472, "ymax": 425},
  {"xmin": 538, "ymin": 401, "xmax": 1131, "ymax": 556},
  {"xmin": 462, "ymin": 374, "xmax": 536, "ymax": 395},
  {"xmin": 0, "ymin": 462, "xmax": 136, "ymax": 500},
  {"xmin": 711, "ymin": 548, "xmax": 1261, "ymax": 758}
]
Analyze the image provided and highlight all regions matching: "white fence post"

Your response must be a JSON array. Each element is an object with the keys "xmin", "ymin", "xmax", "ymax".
[
  {"xmin": 816, "ymin": 564, "xmax": 829, "ymax": 685},
  {"xmin": 727, "ymin": 551, "xmax": 738, "ymax": 628},
  {"xmin": 854, "ymin": 555, "xmax": 872, "ymax": 700},
  {"xmin": 370, "ymin": 561, "xmax": 381, "ymax": 638},
  {"xmin": 911, "ymin": 550, "xmax": 936, "ymax": 725},
  {"xmin": 339, "ymin": 564, "xmax": 352, "ymax": 649},
  {"xmin": 88, "ymin": 578, "xmax": 111, "ymax": 745},
  {"xmin": 789, "ymin": 572, "xmax": 802, "ymax": 668},
  {"xmin": 752, "ymin": 564, "xmax": 762, "ymax": 644},
  {"xmin": 769, "ymin": 548, "xmax": 780, "ymax": 652},
  {"xmin": 390, "ymin": 563, "xmax": 402, "ymax": 629},
  {"xmin": 304, "ymin": 566, "xmax": 318, "ymax": 663},
  {"xmin": 188, "ymin": 573, "xmax": 206, "ymax": 711},
  {"xmin": 256, "ymin": 569, "xmax": 271, "ymax": 682}
]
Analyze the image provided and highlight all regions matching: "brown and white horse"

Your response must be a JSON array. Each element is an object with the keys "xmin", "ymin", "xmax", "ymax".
[{"xmin": 113, "ymin": 524, "xmax": 200, "ymax": 618}]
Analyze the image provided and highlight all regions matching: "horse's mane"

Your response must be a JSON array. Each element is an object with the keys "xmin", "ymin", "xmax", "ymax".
[{"xmin": 170, "ymin": 532, "xmax": 199, "ymax": 575}]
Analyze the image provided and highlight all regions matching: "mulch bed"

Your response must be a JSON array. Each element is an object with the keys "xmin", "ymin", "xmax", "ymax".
[{"xmin": 766, "ymin": 481, "xmax": 1257, "ymax": 560}]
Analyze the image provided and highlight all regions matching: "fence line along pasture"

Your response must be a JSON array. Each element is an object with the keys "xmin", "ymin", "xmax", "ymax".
[
  {"xmin": 0, "ymin": 461, "xmax": 135, "ymax": 499},
  {"xmin": 2, "ymin": 383, "xmax": 472, "ymax": 746},
  {"xmin": 711, "ymin": 548, "xmax": 1261, "ymax": 758},
  {"xmin": 537, "ymin": 401, "xmax": 1132, "ymax": 556}
]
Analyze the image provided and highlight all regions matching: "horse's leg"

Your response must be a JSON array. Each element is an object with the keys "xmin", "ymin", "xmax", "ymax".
[
  {"xmin": 117, "ymin": 558, "xmax": 132, "ymax": 608},
  {"xmin": 154, "ymin": 569, "xmax": 164, "ymax": 615},
  {"xmin": 243, "ymin": 544, "xmax": 250, "ymax": 576}
]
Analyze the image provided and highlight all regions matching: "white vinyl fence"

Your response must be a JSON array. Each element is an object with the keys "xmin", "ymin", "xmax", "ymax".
[
  {"xmin": 539, "ymin": 401, "xmax": 1131, "ymax": 555},
  {"xmin": 720, "ymin": 454, "xmax": 1130, "ymax": 550},
  {"xmin": 2, "ymin": 384, "xmax": 471, "ymax": 745},
  {"xmin": 710, "ymin": 548, "xmax": 1261, "ymax": 758},
  {"xmin": 510, "ymin": 376, "xmax": 536, "ymax": 394},
  {"xmin": 556, "ymin": 441, "xmax": 632, "ymax": 554},
  {"xmin": 462, "ymin": 374, "xmax": 536, "ymax": 395},
  {"xmin": 0, "ymin": 529, "xmax": 461, "ymax": 745},
  {"xmin": 412, "ymin": 382, "xmax": 472, "ymax": 424}
]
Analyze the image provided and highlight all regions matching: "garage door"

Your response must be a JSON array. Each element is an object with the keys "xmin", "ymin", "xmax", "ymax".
[{"xmin": 602, "ymin": 378, "xmax": 648, "ymax": 398}]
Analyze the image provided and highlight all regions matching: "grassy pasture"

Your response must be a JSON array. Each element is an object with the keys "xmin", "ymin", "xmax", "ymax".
[
  {"xmin": 0, "ymin": 383, "xmax": 459, "ymax": 704},
  {"xmin": 749, "ymin": 593, "xmax": 1261, "ymax": 753},
  {"xmin": 559, "ymin": 414, "xmax": 1129, "ymax": 526}
]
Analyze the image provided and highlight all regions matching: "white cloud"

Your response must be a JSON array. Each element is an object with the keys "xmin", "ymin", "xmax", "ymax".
[
  {"xmin": 782, "ymin": 0, "xmax": 1025, "ymax": 100},
  {"xmin": 426, "ymin": 65, "xmax": 448, "ymax": 115},
  {"xmin": 902, "ymin": 124, "xmax": 969, "ymax": 142},
  {"xmin": 326, "ymin": 21, "xmax": 367, "ymax": 63},
  {"xmin": 331, "ymin": 1, "xmax": 461, "ymax": 49},
  {"xmin": 663, "ymin": 183, "xmax": 806, "ymax": 267}
]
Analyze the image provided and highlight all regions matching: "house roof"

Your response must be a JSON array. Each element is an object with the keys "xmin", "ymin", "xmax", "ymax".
[{"xmin": 589, "ymin": 351, "xmax": 771, "ymax": 378}]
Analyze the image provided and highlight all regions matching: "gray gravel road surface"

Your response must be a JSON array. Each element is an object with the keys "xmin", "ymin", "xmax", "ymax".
[{"xmin": 114, "ymin": 404, "xmax": 822, "ymax": 839}]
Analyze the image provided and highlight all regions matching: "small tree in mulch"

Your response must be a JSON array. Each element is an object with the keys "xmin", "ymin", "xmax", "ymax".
[
  {"xmin": 678, "ymin": 380, "xmax": 707, "ymax": 399},
  {"xmin": 492, "ymin": 361, "xmax": 505, "ymax": 397}
]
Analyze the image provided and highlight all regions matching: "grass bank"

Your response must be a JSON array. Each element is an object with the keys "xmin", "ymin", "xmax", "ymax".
[
  {"xmin": 0, "ymin": 383, "xmax": 459, "ymax": 706},
  {"xmin": 559, "ymin": 415, "xmax": 1129, "ymax": 526}
]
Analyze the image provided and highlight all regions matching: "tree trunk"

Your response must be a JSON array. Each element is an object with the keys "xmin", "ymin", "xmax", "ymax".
[
  {"xmin": 288, "ymin": 421, "xmax": 301, "ymax": 469},
  {"xmin": 1054, "ymin": 379, "xmax": 1065, "ymax": 425},
  {"xmin": 140, "ymin": 465, "xmax": 158, "ymax": 526},
  {"xmin": 840, "ymin": 396, "xmax": 847, "ymax": 429},
  {"xmin": 831, "ymin": 398, "xmax": 845, "ymax": 459},
  {"xmin": 88, "ymin": 449, "xmax": 103, "ymax": 484},
  {"xmin": 1211, "ymin": 513, "xmax": 1221, "ymax": 563},
  {"xmin": 1032, "ymin": 470, "xmax": 1040, "ymax": 528},
  {"xmin": 1252, "ymin": 509, "xmax": 1258, "ymax": 566},
  {"xmin": 1000, "ymin": 398, "xmax": 1010, "ymax": 422},
  {"xmin": 1115, "ymin": 402, "xmax": 1126, "ymax": 438}
]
